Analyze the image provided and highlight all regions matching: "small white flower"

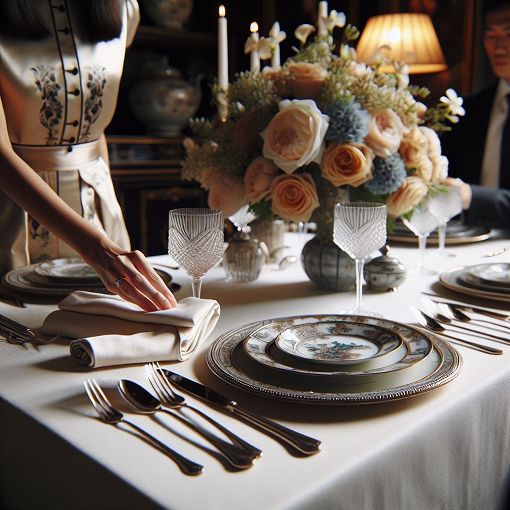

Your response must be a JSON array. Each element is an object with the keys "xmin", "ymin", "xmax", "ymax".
[
  {"xmin": 326, "ymin": 10, "xmax": 346, "ymax": 32},
  {"xmin": 294, "ymin": 24, "xmax": 315, "ymax": 44},
  {"xmin": 269, "ymin": 22, "xmax": 286, "ymax": 44},
  {"xmin": 257, "ymin": 37, "xmax": 273, "ymax": 60},
  {"xmin": 393, "ymin": 61, "xmax": 409, "ymax": 89},
  {"xmin": 440, "ymin": 88, "xmax": 466, "ymax": 116},
  {"xmin": 339, "ymin": 44, "xmax": 356, "ymax": 60},
  {"xmin": 244, "ymin": 36, "xmax": 258, "ymax": 54}
]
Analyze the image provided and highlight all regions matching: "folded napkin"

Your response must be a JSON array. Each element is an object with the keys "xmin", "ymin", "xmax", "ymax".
[{"xmin": 41, "ymin": 291, "xmax": 220, "ymax": 368}]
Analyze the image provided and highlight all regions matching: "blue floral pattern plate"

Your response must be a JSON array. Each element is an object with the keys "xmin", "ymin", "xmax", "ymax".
[{"xmin": 275, "ymin": 321, "xmax": 404, "ymax": 369}]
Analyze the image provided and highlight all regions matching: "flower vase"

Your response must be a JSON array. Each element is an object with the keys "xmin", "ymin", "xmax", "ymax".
[{"xmin": 301, "ymin": 235, "xmax": 355, "ymax": 291}]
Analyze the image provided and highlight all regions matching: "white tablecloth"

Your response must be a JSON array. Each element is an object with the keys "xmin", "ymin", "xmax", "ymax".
[{"xmin": 1, "ymin": 233, "xmax": 510, "ymax": 510}]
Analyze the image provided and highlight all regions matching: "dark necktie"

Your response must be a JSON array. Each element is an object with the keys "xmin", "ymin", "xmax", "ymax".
[{"xmin": 499, "ymin": 94, "xmax": 510, "ymax": 189}]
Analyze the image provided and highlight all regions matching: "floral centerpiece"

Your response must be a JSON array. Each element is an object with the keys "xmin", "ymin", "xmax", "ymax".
[{"xmin": 182, "ymin": 4, "xmax": 464, "ymax": 245}]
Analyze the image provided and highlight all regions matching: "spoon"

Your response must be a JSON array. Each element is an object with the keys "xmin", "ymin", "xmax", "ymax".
[
  {"xmin": 118, "ymin": 380, "xmax": 256, "ymax": 469},
  {"xmin": 445, "ymin": 304, "xmax": 510, "ymax": 333},
  {"xmin": 410, "ymin": 307, "xmax": 503, "ymax": 355}
]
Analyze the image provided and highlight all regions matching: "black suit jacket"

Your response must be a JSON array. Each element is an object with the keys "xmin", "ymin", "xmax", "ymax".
[{"xmin": 442, "ymin": 83, "xmax": 510, "ymax": 227}]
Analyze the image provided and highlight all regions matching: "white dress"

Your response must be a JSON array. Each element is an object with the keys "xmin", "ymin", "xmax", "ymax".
[{"xmin": 0, "ymin": 0, "xmax": 140, "ymax": 274}]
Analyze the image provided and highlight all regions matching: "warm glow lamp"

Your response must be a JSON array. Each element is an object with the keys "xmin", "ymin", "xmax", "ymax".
[{"xmin": 356, "ymin": 13, "xmax": 447, "ymax": 74}]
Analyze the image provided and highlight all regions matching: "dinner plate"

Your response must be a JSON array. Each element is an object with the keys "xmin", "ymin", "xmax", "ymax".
[
  {"xmin": 467, "ymin": 263, "xmax": 510, "ymax": 288},
  {"xmin": 439, "ymin": 266, "xmax": 510, "ymax": 304},
  {"xmin": 34, "ymin": 258, "xmax": 99, "ymax": 282},
  {"xmin": 457, "ymin": 271, "xmax": 510, "ymax": 295},
  {"xmin": 274, "ymin": 321, "xmax": 404, "ymax": 368},
  {"xmin": 388, "ymin": 221, "xmax": 490, "ymax": 245},
  {"xmin": 243, "ymin": 315, "xmax": 431, "ymax": 385},
  {"xmin": 2, "ymin": 264, "xmax": 175, "ymax": 297},
  {"xmin": 207, "ymin": 316, "xmax": 462, "ymax": 404}
]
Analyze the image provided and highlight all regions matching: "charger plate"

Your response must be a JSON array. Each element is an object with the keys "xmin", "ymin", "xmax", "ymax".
[
  {"xmin": 34, "ymin": 258, "xmax": 98, "ymax": 282},
  {"xmin": 207, "ymin": 315, "xmax": 461, "ymax": 405},
  {"xmin": 457, "ymin": 272, "xmax": 510, "ymax": 295},
  {"xmin": 243, "ymin": 315, "xmax": 430, "ymax": 385},
  {"xmin": 439, "ymin": 266, "xmax": 510, "ymax": 304},
  {"xmin": 388, "ymin": 222, "xmax": 490, "ymax": 245},
  {"xmin": 274, "ymin": 320, "xmax": 404, "ymax": 368}
]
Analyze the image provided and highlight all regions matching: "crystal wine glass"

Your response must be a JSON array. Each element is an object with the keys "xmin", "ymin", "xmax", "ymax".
[
  {"xmin": 402, "ymin": 200, "xmax": 440, "ymax": 275},
  {"xmin": 333, "ymin": 202, "xmax": 387, "ymax": 315},
  {"xmin": 168, "ymin": 208, "xmax": 224, "ymax": 298},
  {"xmin": 427, "ymin": 187, "xmax": 462, "ymax": 259}
]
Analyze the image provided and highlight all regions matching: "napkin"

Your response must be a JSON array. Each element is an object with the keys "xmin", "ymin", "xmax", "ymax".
[{"xmin": 41, "ymin": 291, "xmax": 220, "ymax": 368}]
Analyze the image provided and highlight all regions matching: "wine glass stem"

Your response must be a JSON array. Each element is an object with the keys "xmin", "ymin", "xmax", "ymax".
[
  {"xmin": 418, "ymin": 234, "xmax": 427, "ymax": 274},
  {"xmin": 355, "ymin": 258, "xmax": 364, "ymax": 313},
  {"xmin": 191, "ymin": 277, "xmax": 202, "ymax": 298},
  {"xmin": 438, "ymin": 222, "xmax": 446, "ymax": 258}
]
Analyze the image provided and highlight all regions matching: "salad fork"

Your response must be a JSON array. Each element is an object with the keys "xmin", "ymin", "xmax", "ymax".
[
  {"xmin": 145, "ymin": 362, "xmax": 262, "ymax": 459},
  {"xmin": 83, "ymin": 378, "xmax": 203, "ymax": 476}
]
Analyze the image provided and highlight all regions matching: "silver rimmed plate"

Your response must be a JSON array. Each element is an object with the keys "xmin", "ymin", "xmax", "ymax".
[
  {"xmin": 243, "ymin": 315, "xmax": 430, "ymax": 385},
  {"xmin": 275, "ymin": 321, "xmax": 403, "ymax": 368},
  {"xmin": 457, "ymin": 272, "xmax": 510, "ymax": 295},
  {"xmin": 439, "ymin": 266, "xmax": 510, "ymax": 303},
  {"xmin": 207, "ymin": 315, "xmax": 462, "ymax": 404},
  {"xmin": 467, "ymin": 263, "xmax": 510, "ymax": 289}
]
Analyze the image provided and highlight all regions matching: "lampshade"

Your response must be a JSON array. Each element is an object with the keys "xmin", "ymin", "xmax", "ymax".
[{"xmin": 356, "ymin": 13, "xmax": 447, "ymax": 74}]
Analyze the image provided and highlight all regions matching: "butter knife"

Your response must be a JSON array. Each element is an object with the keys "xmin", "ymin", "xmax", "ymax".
[{"xmin": 162, "ymin": 370, "xmax": 322, "ymax": 456}]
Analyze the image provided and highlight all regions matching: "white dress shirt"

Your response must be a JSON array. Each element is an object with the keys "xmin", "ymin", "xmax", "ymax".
[{"xmin": 480, "ymin": 79, "xmax": 510, "ymax": 188}]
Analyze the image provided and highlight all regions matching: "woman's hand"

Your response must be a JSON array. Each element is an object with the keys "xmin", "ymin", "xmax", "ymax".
[
  {"xmin": 444, "ymin": 177, "xmax": 472, "ymax": 210},
  {"xmin": 81, "ymin": 242, "xmax": 177, "ymax": 312}
]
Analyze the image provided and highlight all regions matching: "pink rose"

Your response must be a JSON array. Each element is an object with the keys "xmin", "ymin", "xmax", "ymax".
[
  {"xmin": 287, "ymin": 62, "xmax": 328, "ymax": 99},
  {"xmin": 365, "ymin": 109, "xmax": 405, "ymax": 158},
  {"xmin": 207, "ymin": 176, "xmax": 247, "ymax": 217},
  {"xmin": 270, "ymin": 173, "xmax": 319, "ymax": 222},
  {"xmin": 244, "ymin": 157, "xmax": 279, "ymax": 203}
]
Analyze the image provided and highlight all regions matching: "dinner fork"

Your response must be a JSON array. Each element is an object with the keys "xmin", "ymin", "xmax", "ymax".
[
  {"xmin": 83, "ymin": 378, "xmax": 203, "ymax": 476},
  {"xmin": 145, "ymin": 362, "xmax": 262, "ymax": 459}
]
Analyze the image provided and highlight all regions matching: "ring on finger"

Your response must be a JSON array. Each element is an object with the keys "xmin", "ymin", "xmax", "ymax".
[{"xmin": 114, "ymin": 277, "xmax": 126, "ymax": 288}]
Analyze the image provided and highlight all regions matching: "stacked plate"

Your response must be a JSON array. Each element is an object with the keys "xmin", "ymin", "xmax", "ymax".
[
  {"xmin": 388, "ymin": 220, "xmax": 490, "ymax": 245},
  {"xmin": 207, "ymin": 314, "xmax": 462, "ymax": 405},
  {"xmin": 2, "ymin": 257, "xmax": 174, "ymax": 297},
  {"xmin": 440, "ymin": 263, "xmax": 510, "ymax": 303}
]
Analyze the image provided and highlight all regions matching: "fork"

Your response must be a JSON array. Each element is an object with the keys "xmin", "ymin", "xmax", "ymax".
[
  {"xmin": 83, "ymin": 378, "xmax": 203, "ymax": 476},
  {"xmin": 145, "ymin": 362, "xmax": 262, "ymax": 459}
]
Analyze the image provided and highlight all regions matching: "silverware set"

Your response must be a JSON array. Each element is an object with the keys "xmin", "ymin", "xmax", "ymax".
[
  {"xmin": 0, "ymin": 312, "xmax": 57, "ymax": 345},
  {"xmin": 410, "ymin": 297, "xmax": 510, "ymax": 355},
  {"xmin": 83, "ymin": 363, "xmax": 321, "ymax": 476}
]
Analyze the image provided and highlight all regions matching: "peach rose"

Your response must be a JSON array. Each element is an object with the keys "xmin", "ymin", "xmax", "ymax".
[
  {"xmin": 420, "ymin": 126, "xmax": 442, "ymax": 159},
  {"xmin": 413, "ymin": 155, "xmax": 434, "ymax": 182},
  {"xmin": 270, "ymin": 173, "xmax": 319, "ymax": 222},
  {"xmin": 431, "ymin": 155, "xmax": 449, "ymax": 183},
  {"xmin": 244, "ymin": 157, "xmax": 279, "ymax": 203},
  {"xmin": 365, "ymin": 109, "xmax": 405, "ymax": 158},
  {"xmin": 399, "ymin": 126, "xmax": 428, "ymax": 167},
  {"xmin": 207, "ymin": 176, "xmax": 247, "ymax": 217},
  {"xmin": 321, "ymin": 143, "xmax": 373, "ymax": 187},
  {"xmin": 287, "ymin": 62, "xmax": 328, "ymax": 99},
  {"xmin": 261, "ymin": 99, "xmax": 329, "ymax": 174},
  {"xmin": 386, "ymin": 176, "xmax": 428, "ymax": 218}
]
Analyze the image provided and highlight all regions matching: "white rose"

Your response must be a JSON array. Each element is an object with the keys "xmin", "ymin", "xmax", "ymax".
[
  {"xmin": 261, "ymin": 99, "xmax": 329, "ymax": 174},
  {"xmin": 365, "ymin": 109, "xmax": 406, "ymax": 158}
]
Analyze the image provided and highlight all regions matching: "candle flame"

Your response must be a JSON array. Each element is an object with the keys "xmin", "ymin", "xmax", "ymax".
[
  {"xmin": 250, "ymin": 22, "xmax": 259, "ymax": 33},
  {"xmin": 219, "ymin": 5, "xmax": 225, "ymax": 17}
]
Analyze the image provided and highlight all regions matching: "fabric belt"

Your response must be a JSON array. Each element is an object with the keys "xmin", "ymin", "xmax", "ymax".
[{"xmin": 12, "ymin": 140, "xmax": 101, "ymax": 172}]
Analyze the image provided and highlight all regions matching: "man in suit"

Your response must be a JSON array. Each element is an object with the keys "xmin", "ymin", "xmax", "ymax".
[{"xmin": 444, "ymin": 0, "xmax": 510, "ymax": 226}]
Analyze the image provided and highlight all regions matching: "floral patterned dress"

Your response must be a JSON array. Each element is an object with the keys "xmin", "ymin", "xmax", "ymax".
[{"xmin": 0, "ymin": 0, "xmax": 139, "ymax": 274}]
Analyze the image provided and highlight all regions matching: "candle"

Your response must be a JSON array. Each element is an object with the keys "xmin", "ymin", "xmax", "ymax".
[
  {"xmin": 218, "ymin": 5, "xmax": 228, "ymax": 121},
  {"xmin": 218, "ymin": 5, "xmax": 228, "ymax": 90},
  {"xmin": 250, "ymin": 22, "xmax": 260, "ymax": 72},
  {"xmin": 318, "ymin": 1, "xmax": 328, "ymax": 37},
  {"xmin": 270, "ymin": 22, "xmax": 281, "ymax": 68}
]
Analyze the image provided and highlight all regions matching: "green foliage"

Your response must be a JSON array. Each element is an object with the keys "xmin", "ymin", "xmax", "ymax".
[
  {"xmin": 227, "ymin": 71, "xmax": 279, "ymax": 112},
  {"xmin": 249, "ymin": 199, "xmax": 273, "ymax": 220}
]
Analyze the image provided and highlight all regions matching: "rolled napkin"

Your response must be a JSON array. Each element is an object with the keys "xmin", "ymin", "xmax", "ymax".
[{"xmin": 41, "ymin": 291, "xmax": 220, "ymax": 368}]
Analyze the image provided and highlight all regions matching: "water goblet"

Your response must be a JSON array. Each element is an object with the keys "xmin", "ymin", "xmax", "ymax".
[
  {"xmin": 401, "ymin": 200, "xmax": 440, "ymax": 275},
  {"xmin": 427, "ymin": 187, "xmax": 462, "ymax": 259},
  {"xmin": 168, "ymin": 208, "xmax": 224, "ymax": 298},
  {"xmin": 333, "ymin": 202, "xmax": 387, "ymax": 316}
]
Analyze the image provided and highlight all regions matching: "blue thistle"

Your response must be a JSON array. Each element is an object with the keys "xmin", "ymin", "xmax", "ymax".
[
  {"xmin": 365, "ymin": 154, "xmax": 407, "ymax": 195},
  {"xmin": 324, "ymin": 101, "xmax": 369, "ymax": 144}
]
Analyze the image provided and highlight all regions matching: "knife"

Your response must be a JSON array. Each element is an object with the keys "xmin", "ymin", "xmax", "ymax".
[
  {"xmin": 162, "ymin": 369, "xmax": 322, "ymax": 456},
  {"xmin": 421, "ymin": 294, "xmax": 509, "ymax": 320}
]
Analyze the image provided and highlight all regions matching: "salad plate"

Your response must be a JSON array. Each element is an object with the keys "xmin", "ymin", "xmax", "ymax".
[
  {"xmin": 34, "ymin": 258, "xmax": 99, "ymax": 283},
  {"xmin": 274, "ymin": 321, "xmax": 404, "ymax": 369},
  {"xmin": 207, "ymin": 315, "xmax": 461, "ymax": 405},
  {"xmin": 467, "ymin": 263, "xmax": 510, "ymax": 288}
]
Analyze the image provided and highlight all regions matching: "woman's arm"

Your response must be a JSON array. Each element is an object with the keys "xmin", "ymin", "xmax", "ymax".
[{"xmin": 0, "ymin": 97, "xmax": 176, "ymax": 311}]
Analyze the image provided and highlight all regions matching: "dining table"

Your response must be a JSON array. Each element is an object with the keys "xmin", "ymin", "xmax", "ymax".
[{"xmin": 1, "ymin": 231, "xmax": 510, "ymax": 510}]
